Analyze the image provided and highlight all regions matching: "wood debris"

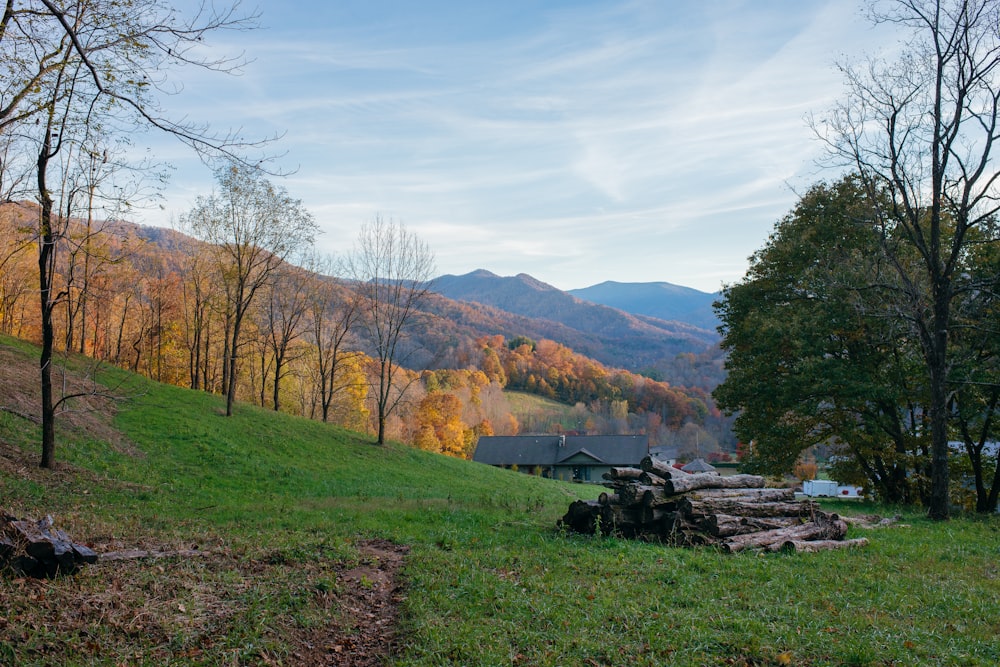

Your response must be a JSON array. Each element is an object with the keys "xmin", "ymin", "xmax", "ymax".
[
  {"xmin": 1, "ymin": 512, "xmax": 98, "ymax": 577},
  {"xmin": 558, "ymin": 457, "xmax": 864, "ymax": 553}
]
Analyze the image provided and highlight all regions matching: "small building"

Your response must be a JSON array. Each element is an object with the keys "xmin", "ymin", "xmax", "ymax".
[
  {"xmin": 681, "ymin": 457, "xmax": 717, "ymax": 474},
  {"xmin": 473, "ymin": 434, "xmax": 648, "ymax": 483},
  {"xmin": 648, "ymin": 445, "xmax": 678, "ymax": 466}
]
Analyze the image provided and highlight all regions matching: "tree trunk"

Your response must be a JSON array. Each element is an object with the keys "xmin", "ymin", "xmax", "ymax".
[
  {"xmin": 700, "ymin": 514, "xmax": 802, "ymax": 538},
  {"xmin": 37, "ymin": 128, "xmax": 57, "ymax": 469},
  {"xmin": 767, "ymin": 537, "xmax": 869, "ymax": 553},
  {"xmin": 639, "ymin": 472, "xmax": 667, "ymax": 486},
  {"xmin": 375, "ymin": 359, "xmax": 389, "ymax": 445},
  {"xmin": 603, "ymin": 467, "xmax": 643, "ymax": 481},
  {"xmin": 926, "ymin": 281, "xmax": 951, "ymax": 519},
  {"xmin": 272, "ymin": 348, "xmax": 285, "ymax": 412},
  {"xmin": 663, "ymin": 473, "xmax": 765, "ymax": 495},
  {"xmin": 685, "ymin": 488, "xmax": 795, "ymax": 502},
  {"xmin": 679, "ymin": 497, "xmax": 815, "ymax": 518}
]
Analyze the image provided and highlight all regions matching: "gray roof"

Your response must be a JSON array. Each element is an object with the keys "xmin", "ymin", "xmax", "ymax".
[
  {"xmin": 473, "ymin": 435, "xmax": 648, "ymax": 467},
  {"xmin": 649, "ymin": 445, "xmax": 679, "ymax": 460},
  {"xmin": 681, "ymin": 457, "xmax": 717, "ymax": 473}
]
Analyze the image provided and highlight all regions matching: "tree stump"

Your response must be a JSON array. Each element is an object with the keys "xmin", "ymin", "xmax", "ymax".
[{"xmin": 1, "ymin": 513, "xmax": 98, "ymax": 577}]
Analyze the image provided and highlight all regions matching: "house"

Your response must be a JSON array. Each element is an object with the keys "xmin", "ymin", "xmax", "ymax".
[{"xmin": 473, "ymin": 434, "xmax": 649, "ymax": 482}]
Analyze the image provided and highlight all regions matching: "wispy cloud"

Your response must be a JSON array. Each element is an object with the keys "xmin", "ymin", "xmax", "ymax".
[{"xmin": 138, "ymin": 0, "xmax": 890, "ymax": 292}]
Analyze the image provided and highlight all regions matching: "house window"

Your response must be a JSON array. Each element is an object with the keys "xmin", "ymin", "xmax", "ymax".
[{"xmin": 572, "ymin": 466, "xmax": 590, "ymax": 482}]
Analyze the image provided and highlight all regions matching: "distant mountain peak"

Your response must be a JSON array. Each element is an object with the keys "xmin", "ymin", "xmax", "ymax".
[{"xmin": 514, "ymin": 273, "xmax": 559, "ymax": 292}]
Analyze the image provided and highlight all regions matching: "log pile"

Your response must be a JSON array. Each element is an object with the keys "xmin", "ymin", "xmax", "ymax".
[
  {"xmin": 1, "ymin": 512, "xmax": 98, "ymax": 577},
  {"xmin": 558, "ymin": 457, "xmax": 867, "ymax": 553}
]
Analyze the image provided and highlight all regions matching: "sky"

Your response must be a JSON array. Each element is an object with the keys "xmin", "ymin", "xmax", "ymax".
[{"xmin": 137, "ymin": 0, "xmax": 898, "ymax": 293}]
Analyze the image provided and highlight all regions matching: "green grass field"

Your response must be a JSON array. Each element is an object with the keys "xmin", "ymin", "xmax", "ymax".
[{"xmin": 1, "ymin": 337, "xmax": 999, "ymax": 666}]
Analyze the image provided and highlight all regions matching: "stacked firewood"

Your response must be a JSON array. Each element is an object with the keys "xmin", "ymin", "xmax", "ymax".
[
  {"xmin": 558, "ymin": 457, "xmax": 868, "ymax": 553},
  {"xmin": 1, "ymin": 512, "xmax": 99, "ymax": 577}
]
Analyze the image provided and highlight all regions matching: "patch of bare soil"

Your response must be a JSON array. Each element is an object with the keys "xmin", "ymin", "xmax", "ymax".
[{"xmin": 298, "ymin": 539, "xmax": 410, "ymax": 666}]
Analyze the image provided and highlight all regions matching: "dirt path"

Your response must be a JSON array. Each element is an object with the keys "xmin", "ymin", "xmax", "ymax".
[{"xmin": 303, "ymin": 539, "xmax": 410, "ymax": 666}]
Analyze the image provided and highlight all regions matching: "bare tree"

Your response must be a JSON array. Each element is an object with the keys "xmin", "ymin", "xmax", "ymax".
[
  {"xmin": 816, "ymin": 0, "xmax": 1000, "ymax": 519},
  {"xmin": 349, "ymin": 216, "xmax": 435, "ymax": 445},
  {"xmin": 1, "ymin": 0, "xmax": 265, "ymax": 467},
  {"xmin": 266, "ymin": 265, "xmax": 314, "ymax": 412},
  {"xmin": 184, "ymin": 164, "xmax": 317, "ymax": 417},
  {"xmin": 303, "ymin": 253, "xmax": 361, "ymax": 423},
  {"xmin": 178, "ymin": 240, "xmax": 219, "ymax": 391}
]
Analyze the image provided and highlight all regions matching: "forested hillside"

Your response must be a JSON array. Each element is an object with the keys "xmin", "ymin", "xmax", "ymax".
[{"xmin": 0, "ymin": 202, "xmax": 734, "ymax": 461}]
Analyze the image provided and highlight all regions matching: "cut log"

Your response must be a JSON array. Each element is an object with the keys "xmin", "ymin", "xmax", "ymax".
[
  {"xmin": 641, "ymin": 488, "xmax": 676, "ymax": 509},
  {"xmin": 664, "ymin": 473, "xmax": 766, "ymax": 495},
  {"xmin": 640, "ymin": 456, "xmax": 687, "ymax": 479},
  {"xmin": 843, "ymin": 515, "xmax": 904, "ymax": 529},
  {"xmin": 722, "ymin": 514, "xmax": 848, "ymax": 553},
  {"xmin": 2, "ymin": 514, "xmax": 98, "ymax": 577},
  {"xmin": 603, "ymin": 467, "xmax": 643, "ymax": 481},
  {"xmin": 686, "ymin": 488, "xmax": 795, "ymax": 503},
  {"xmin": 619, "ymin": 484, "xmax": 662, "ymax": 507},
  {"xmin": 598, "ymin": 492, "xmax": 620, "ymax": 506},
  {"xmin": 699, "ymin": 514, "xmax": 804, "ymax": 538},
  {"xmin": 767, "ymin": 537, "xmax": 870, "ymax": 553},
  {"xmin": 72, "ymin": 543, "xmax": 99, "ymax": 564},
  {"xmin": 679, "ymin": 497, "xmax": 816, "ymax": 518},
  {"xmin": 638, "ymin": 472, "xmax": 667, "ymax": 486},
  {"xmin": 638, "ymin": 506, "xmax": 672, "ymax": 526}
]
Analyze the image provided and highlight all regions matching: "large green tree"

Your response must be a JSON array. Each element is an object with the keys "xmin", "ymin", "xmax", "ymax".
[
  {"xmin": 717, "ymin": 175, "xmax": 1000, "ymax": 510},
  {"xmin": 715, "ymin": 178, "xmax": 933, "ymax": 504},
  {"xmin": 948, "ymin": 230, "xmax": 1000, "ymax": 511},
  {"xmin": 817, "ymin": 0, "xmax": 1000, "ymax": 518}
]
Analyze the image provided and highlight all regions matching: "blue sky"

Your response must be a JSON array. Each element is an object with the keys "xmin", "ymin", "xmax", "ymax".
[{"xmin": 142, "ymin": 0, "xmax": 895, "ymax": 293}]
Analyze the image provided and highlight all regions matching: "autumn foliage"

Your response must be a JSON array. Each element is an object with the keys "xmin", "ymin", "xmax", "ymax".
[{"xmin": 1, "ymin": 202, "xmax": 716, "ymax": 459}]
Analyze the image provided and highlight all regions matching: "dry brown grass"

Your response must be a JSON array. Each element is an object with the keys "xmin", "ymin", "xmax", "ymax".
[{"xmin": 0, "ymin": 531, "xmax": 408, "ymax": 666}]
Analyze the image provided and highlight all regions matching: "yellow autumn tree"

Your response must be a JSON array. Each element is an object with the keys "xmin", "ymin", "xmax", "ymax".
[{"xmin": 412, "ymin": 391, "xmax": 474, "ymax": 458}]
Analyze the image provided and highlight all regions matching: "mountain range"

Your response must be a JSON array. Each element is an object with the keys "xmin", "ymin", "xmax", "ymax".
[
  {"xmin": 126, "ymin": 221, "xmax": 724, "ymax": 380},
  {"xmin": 428, "ymin": 270, "xmax": 720, "ymax": 374},
  {"xmin": 568, "ymin": 280, "xmax": 720, "ymax": 331}
]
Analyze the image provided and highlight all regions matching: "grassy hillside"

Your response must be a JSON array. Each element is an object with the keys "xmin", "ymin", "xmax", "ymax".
[
  {"xmin": 2, "ymin": 336, "xmax": 999, "ymax": 666},
  {"xmin": 505, "ymin": 390, "xmax": 583, "ymax": 433}
]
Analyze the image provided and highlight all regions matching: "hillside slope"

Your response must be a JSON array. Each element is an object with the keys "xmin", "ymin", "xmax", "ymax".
[{"xmin": 0, "ymin": 334, "xmax": 585, "ymax": 664}]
